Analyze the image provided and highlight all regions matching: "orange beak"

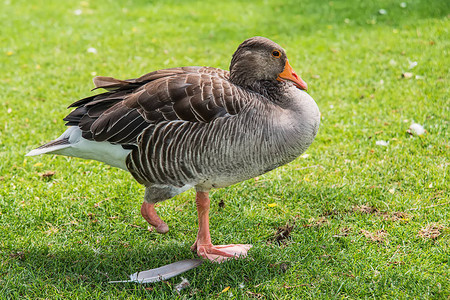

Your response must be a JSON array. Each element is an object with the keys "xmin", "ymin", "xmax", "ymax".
[{"xmin": 277, "ymin": 60, "xmax": 308, "ymax": 91}]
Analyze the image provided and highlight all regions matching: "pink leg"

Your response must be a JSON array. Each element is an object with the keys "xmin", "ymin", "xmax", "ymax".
[
  {"xmin": 190, "ymin": 191, "xmax": 252, "ymax": 263},
  {"xmin": 141, "ymin": 202, "xmax": 169, "ymax": 234}
]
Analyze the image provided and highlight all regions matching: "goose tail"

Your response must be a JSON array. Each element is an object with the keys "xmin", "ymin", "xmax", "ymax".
[
  {"xmin": 26, "ymin": 138, "xmax": 71, "ymax": 156},
  {"xmin": 26, "ymin": 126, "xmax": 131, "ymax": 170}
]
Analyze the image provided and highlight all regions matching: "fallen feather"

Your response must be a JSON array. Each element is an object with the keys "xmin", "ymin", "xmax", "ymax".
[
  {"xmin": 109, "ymin": 259, "xmax": 203, "ymax": 284},
  {"xmin": 409, "ymin": 123, "xmax": 425, "ymax": 135},
  {"xmin": 376, "ymin": 140, "xmax": 388, "ymax": 146},
  {"xmin": 87, "ymin": 47, "xmax": 97, "ymax": 54},
  {"xmin": 408, "ymin": 60, "xmax": 418, "ymax": 69}
]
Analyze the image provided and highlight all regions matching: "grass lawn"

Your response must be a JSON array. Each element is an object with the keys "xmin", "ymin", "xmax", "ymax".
[{"xmin": 1, "ymin": 0, "xmax": 449, "ymax": 298}]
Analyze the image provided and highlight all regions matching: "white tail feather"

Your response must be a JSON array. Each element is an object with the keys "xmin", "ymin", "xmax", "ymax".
[
  {"xmin": 26, "ymin": 143, "xmax": 71, "ymax": 156},
  {"xmin": 26, "ymin": 127, "xmax": 131, "ymax": 170}
]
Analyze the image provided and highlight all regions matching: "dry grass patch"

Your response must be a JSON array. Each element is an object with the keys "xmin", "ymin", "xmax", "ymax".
[
  {"xmin": 418, "ymin": 224, "xmax": 445, "ymax": 240},
  {"xmin": 361, "ymin": 229, "xmax": 388, "ymax": 243}
]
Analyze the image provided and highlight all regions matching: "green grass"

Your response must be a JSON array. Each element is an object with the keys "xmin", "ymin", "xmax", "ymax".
[{"xmin": 1, "ymin": 0, "xmax": 449, "ymax": 298}]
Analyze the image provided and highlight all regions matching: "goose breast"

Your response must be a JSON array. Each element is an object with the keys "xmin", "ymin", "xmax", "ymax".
[{"xmin": 127, "ymin": 83, "xmax": 320, "ymax": 191}]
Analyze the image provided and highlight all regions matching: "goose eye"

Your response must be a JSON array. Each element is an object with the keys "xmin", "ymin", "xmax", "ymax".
[{"xmin": 272, "ymin": 50, "xmax": 281, "ymax": 58}]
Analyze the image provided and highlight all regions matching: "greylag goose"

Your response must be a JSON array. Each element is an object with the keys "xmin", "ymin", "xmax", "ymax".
[{"xmin": 27, "ymin": 37, "xmax": 320, "ymax": 262}]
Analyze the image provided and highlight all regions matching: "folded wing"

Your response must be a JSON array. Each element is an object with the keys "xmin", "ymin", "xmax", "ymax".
[{"xmin": 64, "ymin": 67, "xmax": 250, "ymax": 148}]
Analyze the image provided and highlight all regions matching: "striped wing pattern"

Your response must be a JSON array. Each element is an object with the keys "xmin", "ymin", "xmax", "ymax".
[{"xmin": 64, "ymin": 67, "xmax": 248, "ymax": 147}]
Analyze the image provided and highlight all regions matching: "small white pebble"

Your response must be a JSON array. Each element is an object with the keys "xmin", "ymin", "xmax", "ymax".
[
  {"xmin": 87, "ymin": 47, "xmax": 97, "ymax": 54},
  {"xmin": 376, "ymin": 140, "xmax": 388, "ymax": 146},
  {"xmin": 74, "ymin": 9, "xmax": 82, "ymax": 15},
  {"xmin": 409, "ymin": 123, "xmax": 425, "ymax": 135},
  {"xmin": 378, "ymin": 9, "xmax": 387, "ymax": 15},
  {"xmin": 400, "ymin": 2, "xmax": 407, "ymax": 8},
  {"xmin": 174, "ymin": 277, "xmax": 190, "ymax": 292}
]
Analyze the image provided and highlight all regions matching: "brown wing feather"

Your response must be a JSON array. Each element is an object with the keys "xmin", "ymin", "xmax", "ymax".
[{"xmin": 63, "ymin": 67, "xmax": 250, "ymax": 146}]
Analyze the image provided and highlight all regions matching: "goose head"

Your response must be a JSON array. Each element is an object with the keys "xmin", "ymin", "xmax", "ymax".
[{"xmin": 229, "ymin": 36, "xmax": 307, "ymax": 91}]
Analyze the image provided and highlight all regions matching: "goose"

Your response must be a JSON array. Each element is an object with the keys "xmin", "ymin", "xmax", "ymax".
[{"xmin": 27, "ymin": 36, "xmax": 320, "ymax": 262}]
